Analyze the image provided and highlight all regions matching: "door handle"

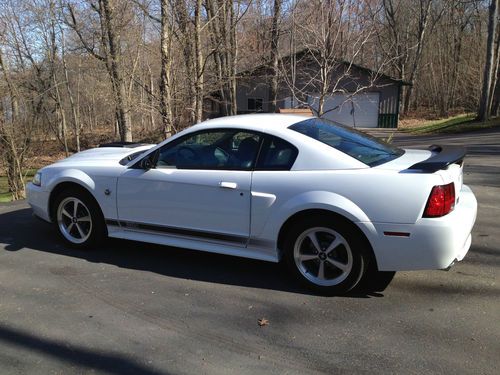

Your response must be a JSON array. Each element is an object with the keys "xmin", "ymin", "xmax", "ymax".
[{"xmin": 219, "ymin": 181, "xmax": 238, "ymax": 189}]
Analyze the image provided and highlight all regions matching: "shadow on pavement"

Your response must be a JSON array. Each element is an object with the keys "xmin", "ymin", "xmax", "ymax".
[
  {"xmin": 0, "ymin": 207, "xmax": 378, "ymax": 298},
  {"xmin": 0, "ymin": 323, "xmax": 168, "ymax": 375}
]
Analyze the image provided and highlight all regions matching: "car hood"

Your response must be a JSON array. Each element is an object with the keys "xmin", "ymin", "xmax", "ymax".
[{"xmin": 53, "ymin": 145, "xmax": 155, "ymax": 166}]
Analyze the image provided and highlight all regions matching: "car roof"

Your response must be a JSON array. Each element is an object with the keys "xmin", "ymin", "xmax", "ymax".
[
  {"xmin": 190, "ymin": 113, "xmax": 312, "ymax": 133},
  {"xmin": 169, "ymin": 113, "xmax": 367, "ymax": 170},
  {"xmin": 146, "ymin": 113, "xmax": 369, "ymax": 170}
]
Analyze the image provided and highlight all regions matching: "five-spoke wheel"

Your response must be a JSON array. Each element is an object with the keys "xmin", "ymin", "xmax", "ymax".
[
  {"xmin": 284, "ymin": 216, "xmax": 369, "ymax": 295},
  {"xmin": 53, "ymin": 187, "xmax": 106, "ymax": 248},
  {"xmin": 57, "ymin": 197, "xmax": 93, "ymax": 244},
  {"xmin": 293, "ymin": 227, "xmax": 353, "ymax": 287}
]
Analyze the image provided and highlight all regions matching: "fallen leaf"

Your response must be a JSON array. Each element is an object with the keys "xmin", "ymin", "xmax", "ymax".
[{"xmin": 258, "ymin": 318, "xmax": 269, "ymax": 327}]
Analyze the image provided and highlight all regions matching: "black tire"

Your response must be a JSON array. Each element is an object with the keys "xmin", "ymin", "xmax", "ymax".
[
  {"xmin": 283, "ymin": 215, "xmax": 370, "ymax": 296},
  {"xmin": 355, "ymin": 268, "xmax": 396, "ymax": 293},
  {"xmin": 52, "ymin": 187, "xmax": 106, "ymax": 249}
]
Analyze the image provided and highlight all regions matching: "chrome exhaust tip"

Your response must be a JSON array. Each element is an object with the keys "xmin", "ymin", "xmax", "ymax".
[{"xmin": 441, "ymin": 259, "xmax": 457, "ymax": 271}]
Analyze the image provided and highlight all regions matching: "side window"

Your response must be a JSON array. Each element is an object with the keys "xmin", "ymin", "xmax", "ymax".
[
  {"xmin": 256, "ymin": 136, "xmax": 298, "ymax": 171},
  {"xmin": 156, "ymin": 129, "xmax": 261, "ymax": 170}
]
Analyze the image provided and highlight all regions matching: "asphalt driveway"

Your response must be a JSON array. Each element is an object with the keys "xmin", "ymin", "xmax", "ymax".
[{"xmin": 0, "ymin": 128, "xmax": 499, "ymax": 374}]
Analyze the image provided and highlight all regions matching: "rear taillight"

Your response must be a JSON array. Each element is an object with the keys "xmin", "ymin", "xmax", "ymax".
[{"xmin": 423, "ymin": 183, "xmax": 455, "ymax": 217}]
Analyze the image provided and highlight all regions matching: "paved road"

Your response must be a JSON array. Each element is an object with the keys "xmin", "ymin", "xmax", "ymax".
[{"xmin": 0, "ymin": 128, "xmax": 499, "ymax": 374}]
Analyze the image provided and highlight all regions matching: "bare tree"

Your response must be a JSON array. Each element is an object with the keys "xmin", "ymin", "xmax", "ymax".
[
  {"xmin": 478, "ymin": 0, "xmax": 499, "ymax": 121},
  {"xmin": 66, "ymin": 0, "xmax": 133, "ymax": 141},
  {"xmin": 281, "ymin": 0, "xmax": 383, "ymax": 118},
  {"xmin": 0, "ymin": 47, "xmax": 31, "ymax": 200},
  {"xmin": 490, "ymin": 29, "xmax": 500, "ymax": 116},
  {"xmin": 379, "ymin": 0, "xmax": 443, "ymax": 114},
  {"xmin": 60, "ymin": 24, "xmax": 81, "ymax": 151},
  {"xmin": 159, "ymin": 0, "xmax": 174, "ymax": 136},
  {"xmin": 401, "ymin": 0, "xmax": 433, "ymax": 113},
  {"xmin": 194, "ymin": 0, "xmax": 204, "ymax": 123},
  {"xmin": 378, "ymin": 0, "xmax": 411, "ymax": 81},
  {"xmin": 48, "ymin": 1, "xmax": 70, "ymax": 156},
  {"xmin": 269, "ymin": 0, "xmax": 282, "ymax": 113},
  {"xmin": 206, "ymin": 0, "xmax": 250, "ymax": 116}
]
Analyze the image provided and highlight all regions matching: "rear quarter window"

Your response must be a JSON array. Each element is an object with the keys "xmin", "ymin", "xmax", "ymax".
[
  {"xmin": 289, "ymin": 118, "xmax": 403, "ymax": 167},
  {"xmin": 256, "ymin": 136, "xmax": 298, "ymax": 170}
]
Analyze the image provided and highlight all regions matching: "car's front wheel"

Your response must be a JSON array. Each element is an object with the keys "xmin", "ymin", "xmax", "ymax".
[
  {"xmin": 284, "ymin": 216, "xmax": 369, "ymax": 295},
  {"xmin": 54, "ymin": 188, "xmax": 106, "ymax": 248}
]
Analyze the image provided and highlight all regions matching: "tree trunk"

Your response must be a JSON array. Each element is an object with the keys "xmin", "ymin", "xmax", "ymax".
[
  {"xmin": 219, "ymin": 0, "xmax": 231, "ymax": 115},
  {"xmin": 0, "ymin": 49, "xmax": 19, "ymax": 121},
  {"xmin": 53, "ymin": 72, "xmax": 69, "ymax": 157},
  {"xmin": 402, "ymin": 0, "xmax": 432, "ymax": 114},
  {"xmin": 229, "ymin": 1, "xmax": 237, "ymax": 115},
  {"xmin": 0, "ymin": 49, "xmax": 26, "ymax": 200},
  {"xmin": 478, "ymin": 0, "xmax": 499, "ymax": 121},
  {"xmin": 148, "ymin": 65, "xmax": 156, "ymax": 130},
  {"xmin": 3, "ymin": 138, "xmax": 26, "ymax": 200},
  {"xmin": 269, "ymin": 0, "xmax": 282, "ymax": 113},
  {"xmin": 492, "ymin": 76, "xmax": 500, "ymax": 116},
  {"xmin": 174, "ymin": 0, "xmax": 196, "ymax": 123},
  {"xmin": 487, "ymin": 29, "xmax": 500, "ymax": 116},
  {"xmin": 194, "ymin": 0, "xmax": 204, "ymax": 123},
  {"xmin": 61, "ymin": 27, "xmax": 80, "ymax": 152},
  {"xmin": 206, "ymin": 0, "xmax": 227, "ymax": 116},
  {"xmin": 159, "ymin": 0, "xmax": 174, "ymax": 137},
  {"xmin": 101, "ymin": 0, "xmax": 133, "ymax": 141}
]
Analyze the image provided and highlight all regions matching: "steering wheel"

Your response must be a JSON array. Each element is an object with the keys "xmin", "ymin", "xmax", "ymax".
[{"xmin": 176, "ymin": 146, "xmax": 201, "ymax": 167}]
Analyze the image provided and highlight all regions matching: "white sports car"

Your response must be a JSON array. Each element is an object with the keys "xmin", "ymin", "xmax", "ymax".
[{"xmin": 27, "ymin": 114, "xmax": 477, "ymax": 295}]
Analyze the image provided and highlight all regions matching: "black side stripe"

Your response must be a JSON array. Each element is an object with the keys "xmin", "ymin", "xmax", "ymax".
[{"xmin": 105, "ymin": 219, "xmax": 247, "ymax": 245}]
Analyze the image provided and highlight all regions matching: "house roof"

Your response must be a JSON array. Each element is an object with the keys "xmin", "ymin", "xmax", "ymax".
[{"xmin": 238, "ymin": 48, "xmax": 411, "ymax": 86}]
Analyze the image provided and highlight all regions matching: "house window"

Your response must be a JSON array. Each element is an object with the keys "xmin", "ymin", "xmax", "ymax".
[{"xmin": 248, "ymin": 98, "xmax": 263, "ymax": 111}]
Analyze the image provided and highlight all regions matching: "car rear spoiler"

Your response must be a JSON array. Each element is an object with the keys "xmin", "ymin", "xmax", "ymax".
[
  {"xmin": 99, "ymin": 141, "xmax": 148, "ymax": 148},
  {"xmin": 408, "ymin": 145, "xmax": 466, "ymax": 173}
]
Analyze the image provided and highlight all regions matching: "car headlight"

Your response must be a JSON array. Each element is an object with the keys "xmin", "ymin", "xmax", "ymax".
[{"xmin": 32, "ymin": 172, "xmax": 42, "ymax": 186}]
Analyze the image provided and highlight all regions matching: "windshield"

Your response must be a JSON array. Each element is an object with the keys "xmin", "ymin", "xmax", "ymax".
[{"xmin": 289, "ymin": 118, "xmax": 404, "ymax": 167}]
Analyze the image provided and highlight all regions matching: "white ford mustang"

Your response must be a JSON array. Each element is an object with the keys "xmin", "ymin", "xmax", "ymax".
[{"xmin": 27, "ymin": 114, "xmax": 477, "ymax": 295}]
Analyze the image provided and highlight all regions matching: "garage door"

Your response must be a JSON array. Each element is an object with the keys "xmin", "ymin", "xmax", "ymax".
[{"xmin": 307, "ymin": 92, "xmax": 380, "ymax": 128}]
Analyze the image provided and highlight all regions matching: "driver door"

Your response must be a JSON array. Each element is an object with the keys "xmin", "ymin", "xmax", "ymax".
[{"xmin": 116, "ymin": 129, "xmax": 261, "ymax": 246}]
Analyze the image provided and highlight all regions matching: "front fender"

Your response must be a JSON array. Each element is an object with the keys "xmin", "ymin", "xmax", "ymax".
[
  {"xmin": 46, "ymin": 169, "xmax": 96, "ymax": 194},
  {"xmin": 45, "ymin": 169, "xmax": 119, "ymax": 222}
]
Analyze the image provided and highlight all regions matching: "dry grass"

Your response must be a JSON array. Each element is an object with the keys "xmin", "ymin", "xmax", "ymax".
[
  {"xmin": 398, "ymin": 113, "xmax": 472, "ymax": 130},
  {"xmin": 400, "ymin": 113, "xmax": 500, "ymax": 135}
]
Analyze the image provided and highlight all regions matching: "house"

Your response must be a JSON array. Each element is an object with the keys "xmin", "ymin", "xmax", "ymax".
[{"xmin": 207, "ymin": 50, "xmax": 409, "ymax": 128}]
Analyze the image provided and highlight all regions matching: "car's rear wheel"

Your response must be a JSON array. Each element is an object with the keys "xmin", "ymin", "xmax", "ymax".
[
  {"xmin": 54, "ymin": 188, "xmax": 105, "ymax": 248},
  {"xmin": 355, "ymin": 268, "xmax": 396, "ymax": 293},
  {"xmin": 284, "ymin": 217, "xmax": 369, "ymax": 295}
]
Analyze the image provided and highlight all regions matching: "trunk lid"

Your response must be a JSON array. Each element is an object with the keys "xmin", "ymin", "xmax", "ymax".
[
  {"xmin": 376, "ymin": 146, "xmax": 465, "ymax": 205},
  {"xmin": 374, "ymin": 149, "xmax": 433, "ymax": 171}
]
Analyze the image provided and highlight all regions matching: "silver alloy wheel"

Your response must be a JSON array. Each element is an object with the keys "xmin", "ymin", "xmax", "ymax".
[
  {"xmin": 57, "ymin": 197, "xmax": 92, "ymax": 244},
  {"xmin": 293, "ymin": 227, "xmax": 353, "ymax": 287}
]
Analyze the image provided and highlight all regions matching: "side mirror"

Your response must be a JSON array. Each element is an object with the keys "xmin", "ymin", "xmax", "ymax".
[{"xmin": 140, "ymin": 157, "xmax": 153, "ymax": 170}]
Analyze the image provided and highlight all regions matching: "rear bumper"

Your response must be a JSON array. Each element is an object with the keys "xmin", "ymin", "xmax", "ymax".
[
  {"xmin": 365, "ymin": 184, "xmax": 477, "ymax": 271},
  {"xmin": 26, "ymin": 182, "xmax": 51, "ymax": 223}
]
